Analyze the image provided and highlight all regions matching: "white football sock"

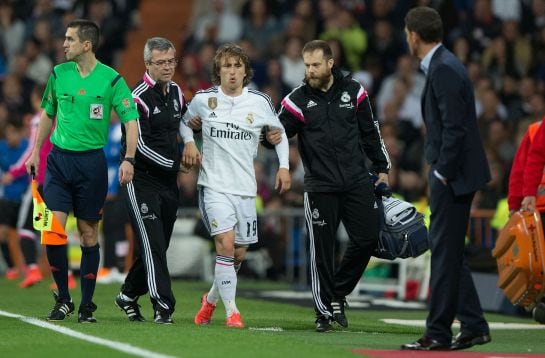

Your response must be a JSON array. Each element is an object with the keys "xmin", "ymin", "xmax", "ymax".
[{"xmin": 215, "ymin": 255, "xmax": 238, "ymax": 316}]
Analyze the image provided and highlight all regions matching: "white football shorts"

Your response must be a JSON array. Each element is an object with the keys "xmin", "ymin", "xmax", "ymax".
[{"xmin": 198, "ymin": 186, "xmax": 258, "ymax": 245}]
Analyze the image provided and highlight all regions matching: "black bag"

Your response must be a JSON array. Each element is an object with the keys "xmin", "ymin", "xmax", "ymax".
[{"xmin": 374, "ymin": 198, "xmax": 429, "ymax": 260}]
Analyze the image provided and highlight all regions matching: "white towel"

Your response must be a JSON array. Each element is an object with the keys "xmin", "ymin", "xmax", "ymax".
[{"xmin": 382, "ymin": 197, "xmax": 417, "ymax": 226}]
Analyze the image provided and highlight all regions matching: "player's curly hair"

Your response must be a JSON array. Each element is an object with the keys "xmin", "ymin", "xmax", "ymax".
[{"xmin": 211, "ymin": 43, "xmax": 254, "ymax": 87}]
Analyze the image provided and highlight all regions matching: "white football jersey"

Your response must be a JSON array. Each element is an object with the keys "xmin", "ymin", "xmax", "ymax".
[{"xmin": 184, "ymin": 86, "xmax": 289, "ymax": 196}]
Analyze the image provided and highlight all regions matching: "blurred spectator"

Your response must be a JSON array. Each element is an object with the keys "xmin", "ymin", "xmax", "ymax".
[
  {"xmin": 179, "ymin": 54, "xmax": 212, "ymax": 100},
  {"xmin": 279, "ymin": 36, "xmax": 305, "ymax": 89},
  {"xmin": 84, "ymin": 0, "xmax": 126, "ymax": 66},
  {"xmin": 458, "ymin": 0, "xmax": 502, "ymax": 54},
  {"xmin": 0, "ymin": 0, "xmax": 24, "ymax": 61},
  {"xmin": 22, "ymin": 36, "xmax": 52, "ymax": 85},
  {"xmin": 193, "ymin": 0, "xmax": 242, "ymax": 45},
  {"xmin": 367, "ymin": 19, "xmax": 404, "ymax": 75},
  {"xmin": 241, "ymin": 0, "xmax": 279, "ymax": 59},
  {"xmin": 319, "ymin": 2, "xmax": 367, "ymax": 72},
  {"xmin": 262, "ymin": 57, "xmax": 290, "ymax": 108},
  {"xmin": 376, "ymin": 54, "xmax": 425, "ymax": 119},
  {"xmin": 0, "ymin": 74, "xmax": 28, "ymax": 113}
]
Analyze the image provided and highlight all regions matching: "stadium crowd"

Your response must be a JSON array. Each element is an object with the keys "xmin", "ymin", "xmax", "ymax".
[{"xmin": 0, "ymin": 0, "xmax": 544, "ymax": 283}]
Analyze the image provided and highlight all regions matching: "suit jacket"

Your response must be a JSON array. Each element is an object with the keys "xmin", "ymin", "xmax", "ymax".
[{"xmin": 421, "ymin": 46, "xmax": 491, "ymax": 196}]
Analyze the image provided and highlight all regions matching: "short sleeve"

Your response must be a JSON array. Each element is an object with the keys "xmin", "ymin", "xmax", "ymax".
[
  {"xmin": 41, "ymin": 72, "xmax": 57, "ymax": 117},
  {"xmin": 111, "ymin": 76, "xmax": 139, "ymax": 123}
]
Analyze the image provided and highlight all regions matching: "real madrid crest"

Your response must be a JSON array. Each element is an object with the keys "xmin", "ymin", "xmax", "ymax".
[
  {"xmin": 341, "ymin": 91, "xmax": 350, "ymax": 103},
  {"xmin": 208, "ymin": 97, "xmax": 218, "ymax": 110},
  {"xmin": 140, "ymin": 203, "xmax": 149, "ymax": 214},
  {"xmin": 246, "ymin": 113, "xmax": 254, "ymax": 124}
]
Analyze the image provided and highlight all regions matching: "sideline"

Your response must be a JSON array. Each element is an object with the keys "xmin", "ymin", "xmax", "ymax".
[
  {"xmin": 382, "ymin": 319, "xmax": 545, "ymax": 330},
  {"xmin": 0, "ymin": 309, "xmax": 178, "ymax": 358}
]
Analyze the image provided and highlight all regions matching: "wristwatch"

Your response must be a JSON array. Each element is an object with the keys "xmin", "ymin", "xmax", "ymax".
[{"xmin": 123, "ymin": 157, "xmax": 136, "ymax": 165}]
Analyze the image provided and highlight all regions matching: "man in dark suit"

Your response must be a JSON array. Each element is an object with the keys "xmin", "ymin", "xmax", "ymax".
[{"xmin": 401, "ymin": 6, "xmax": 492, "ymax": 351}]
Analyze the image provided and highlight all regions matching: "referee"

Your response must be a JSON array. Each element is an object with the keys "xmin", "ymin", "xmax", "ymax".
[{"xmin": 25, "ymin": 19, "xmax": 139, "ymax": 323}]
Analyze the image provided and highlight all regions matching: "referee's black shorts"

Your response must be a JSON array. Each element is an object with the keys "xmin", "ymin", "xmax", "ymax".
[{"xmin": 44, "ymin": 145, "xmax": 107, "ymax": 221}]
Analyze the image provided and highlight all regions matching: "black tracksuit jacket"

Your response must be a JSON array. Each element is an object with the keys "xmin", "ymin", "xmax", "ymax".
[{"xmin": 278, "ymin": 66, "xmax": 390, "ymax": 191}]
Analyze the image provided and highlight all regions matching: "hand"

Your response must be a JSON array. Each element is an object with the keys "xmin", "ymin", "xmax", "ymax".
[
  {"xmin": 521, "ymin": 196, "xmax": 536, "ymax": 212},
  {"xmin": 182, "ymin": 141, "xmax": 201, "ymax": 168},
  {"xmin": 275, "ymin": 168, "xmax": 291, "ymax": 194},
  {"xmin": 188, "ymin": 116, "xmax": 202, "ymax": 131},
  {"xmin": 25, "ymin": 151, "xmax": 39, "ymax": 176},
  {"xmin": 375, "ymin": 172, "xmax": 389, "ymax": 188},
  {"xmin": 266, "ymin": 127, "xmax": 282, "ymax": 145},
  {"xmin": 1, "ymin": 173, "xmax": 13, "ymax": 185},
  {"xmin": 118, "ymin": 160, "xmax": 134, "ymax": 185}
]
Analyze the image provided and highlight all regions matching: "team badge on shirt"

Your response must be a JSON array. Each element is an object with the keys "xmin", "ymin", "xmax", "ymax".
[
  {"xmin": 341, "ymin": 91, "xmax": 350, "ymax": 103},
  {"xmin": 246, "ymin": 113, "xmax": 254, "ymax": 124},
  {"xmin": 208, "ymin": 97, "xmax": 217, "ymax": 110},
  {"xmin": 122, "ymin": 98, "xmax": 131, "ymax": 107},
  {"xmin": 211, "ymin": 219, "xmax": 218, "ymax": 228},
  {"xmin": 90, "ymin": 103, "xmax": 104, "ymax": 119}
]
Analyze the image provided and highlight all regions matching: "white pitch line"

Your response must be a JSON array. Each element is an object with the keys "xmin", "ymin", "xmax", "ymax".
[
  {"xmin": 382, "ymin": 319, "xmax": 545, "ymax": 330},
  {"xmin": 0, "ymin": 309, "xmax": 178, "ymax": 358}
]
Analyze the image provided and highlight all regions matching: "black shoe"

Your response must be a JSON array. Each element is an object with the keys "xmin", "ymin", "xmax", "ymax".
[
  {"xmin": 450, "ymin": 332, "xmax": 491, "ymax": 350},
  {"xmin": 78, "ymin": 302, "xmax": 97, "ymax": 323},
  {"xmin": 331, "ymin": 298, "xmax": 348, "ymax": 328},
  {"xmin": 315, "ymin": 316, "xmax": 332, "ymax": 332},
  {"xmin": 154, "ymin": 309, "xmax": 173, "ymax": 324},
  {"xmin": 401, "ymin": 336, "xmax": 451, "ymax": 351},
  {"xmin": 533, "ymin": 301, "xmax": 545, "ymax": 324},
  {"xmin": 47, "ymin": 292, "xmax": 75, "ymax": 321},
  {"xmin": 115, "ymin": 293, "xmax": 145, "ymax": 322}
]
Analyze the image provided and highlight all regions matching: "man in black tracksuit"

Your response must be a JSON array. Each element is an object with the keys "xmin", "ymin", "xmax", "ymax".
[
  {"xmin": 277, "ymin": 40, "xmax": 390, "ymax": 332},
  {"xmin": 115, "ymin": 37, "xmax": 199, "ymax": 324}
]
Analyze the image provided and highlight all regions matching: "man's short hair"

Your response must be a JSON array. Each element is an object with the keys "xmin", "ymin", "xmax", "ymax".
[
  {"xmin": 404, "ymin": 6, "xmax": 443, "ymax": 44},
  {"xmin": 143, "ymin": 37, "xmax": 175, "ymax": 63},
  {"xmin": 66, "ymin": 19, "xmax": 100, "ymax": 53},
  {"xmin": 211, "ymin": 43, "xmax": 254, "ymax": 87},
  {"xmin": 301, "ymin": 40, "xmax": 333, "ymax": 60}
]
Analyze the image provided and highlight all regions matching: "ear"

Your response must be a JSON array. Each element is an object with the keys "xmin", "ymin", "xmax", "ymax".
[{"xmin": 327, "ymin": 58, "xmax": 334, "ymax": 69}]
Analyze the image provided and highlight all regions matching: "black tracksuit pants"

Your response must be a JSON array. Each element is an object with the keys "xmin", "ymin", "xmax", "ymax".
[
  {"xmin": 121, "ymin": 170, "xmax": 178, "ymax": 313},
  {"xmin": 304, "ymin": 184, "xmax": 379, "ymax": 318}
]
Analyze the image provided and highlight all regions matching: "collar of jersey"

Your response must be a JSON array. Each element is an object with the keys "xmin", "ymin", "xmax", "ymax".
[{"xmin": 218, "ymin": 86, "xmax": 248, "ymax": 103}]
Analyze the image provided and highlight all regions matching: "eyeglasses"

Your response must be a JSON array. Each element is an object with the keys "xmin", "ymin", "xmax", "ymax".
[{"xmin": 148, "ymin": 58, "xmax": 178, "ymax": 67}]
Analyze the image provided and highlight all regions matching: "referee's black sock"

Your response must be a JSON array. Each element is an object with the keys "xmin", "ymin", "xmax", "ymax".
[
  {"xmin": 80, "ymin": 244, "xmax": 100, "ymax": 306},
  {"xmin": 46, "ymin": 244, "xmax": 70, "ymax": 301}
]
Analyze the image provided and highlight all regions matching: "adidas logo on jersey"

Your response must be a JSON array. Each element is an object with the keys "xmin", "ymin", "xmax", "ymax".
[
  {"xmin": 306, "ymin": 100, "xmax": 317, "ymax": 108},
  {"xmin": 209, "ymin": 112, "xmax": 217, "ymax": 118},
  {"xmin": 153, "ymin": 106, "xmax": 161, "ymax": 114}
]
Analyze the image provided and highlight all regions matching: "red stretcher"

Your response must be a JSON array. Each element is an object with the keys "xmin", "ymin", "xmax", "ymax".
[{"xmin": 492, "ymin": 210, "xmax": 545, "ymax": 309}]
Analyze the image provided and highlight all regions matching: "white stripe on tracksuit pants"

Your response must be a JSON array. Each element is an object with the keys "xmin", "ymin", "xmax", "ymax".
[
  {"xmin": 121, "ymin": 173, "xmax": 178, "ymax": 313},
  {"xmin": 304, "ymin": 186, "xmax": 379, "ymax": 319}
]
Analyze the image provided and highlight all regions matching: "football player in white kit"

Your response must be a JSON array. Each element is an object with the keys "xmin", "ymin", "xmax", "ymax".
[{"xmin": 182, "ymin": 43, "xmax": 291, "ymax": 328}]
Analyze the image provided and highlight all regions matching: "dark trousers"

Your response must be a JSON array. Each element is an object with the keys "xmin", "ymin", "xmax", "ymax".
[
  {"xmin": 426, "ymin": 173, "xmax": 489, "ymax": 343},
  {"xmin": 102, "ymin": 195, "xmax": 129, "ymax": 269},
  {"xmin": 304, "ymin": 185, "xmax": 379, "ymax": 318},
  {"xmin": 121, "ymin": 171, "xmax": 178, "ymax": 313}
]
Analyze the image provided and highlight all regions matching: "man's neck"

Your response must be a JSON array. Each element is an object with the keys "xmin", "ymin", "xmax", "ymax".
[
  {"xmin": 75, "ymin": 54, "xmax": 98, "ymax": 77},
  {"xmin": 418, "ymin": 42, "xmax": 440, "ymax": 60},
  {"xmin": 221, "ymin": 85, "xmax": 243, "ymax": 97}
]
